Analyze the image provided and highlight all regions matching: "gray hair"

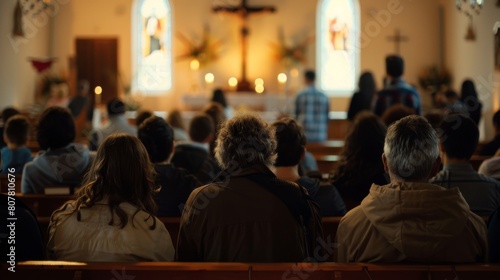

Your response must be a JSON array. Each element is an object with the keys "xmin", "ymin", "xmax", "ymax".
[
  {"xmin": 215, "ymin": 113, "xmax": 277, "ymax": 169},
  {"xmin": 384, "ymin": 115, "xmax": 439, "ymax": 181}
]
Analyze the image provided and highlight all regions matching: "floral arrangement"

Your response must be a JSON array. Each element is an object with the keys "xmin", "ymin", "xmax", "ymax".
[
  {"xmin": 176, "ymin": 25, "xmax": 222, "ymax": 67},
  {"xmin": 271, "ymin": 28, "xmax": 312, "ymax": 69},
  {"xmin": 418, "ymin": 66, "xmax": 452, "ymax": 93}
]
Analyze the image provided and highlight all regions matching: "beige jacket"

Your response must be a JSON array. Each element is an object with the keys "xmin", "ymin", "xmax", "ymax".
[
  {"xmin": 335, "ymin": 182, "xmax": 488, "ymax": 263},
  {"xmin": 48, "ymin": 201, "xmax": 175, "ymax": 262}
]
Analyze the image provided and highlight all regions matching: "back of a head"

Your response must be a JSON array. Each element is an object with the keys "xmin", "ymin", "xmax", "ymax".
[
  {"xmin": 304, "ymin": 70, "xmax": 316, "ymax": 82},
  {"xmin": 344, "ymin": 111, "xmax": 387, "ymax": 163},
  {"xmin": 135, "ymin": 110, "xmax": 154, "ymax": 127},
  {"xmin": 215, "ymin": 114, "xmax": 276, "ymax": 169},
  {"xmin": 358, "ymin": 71, "xmax": 376, "ymax": 94},
  {"xmin": 381, "ymin": 104, "xmax": 415, "ymax": 127},
  {"xmin": 189, "ymin": 114, "xmax": 214, "ymax": 142},
  {"xmin": 460, "ymin": 79, "xmax": 478, "ymax": 102},
  {"xmin": 385, "ymin": 55, "xmax": 404, "ymax": 78},
  {"xmin": 202, "ymin": 102, "xmax": 226, "ymax": 130},
  {"xmin": 166, "ymin": 109, "xmax": 185, "ymax": 130},
  {"xmin": 138, "ymin": 116, "xmax": 174, "ymax": 163},
  {"xmin": 106, "ymin": 99, "xmax": 126, "ymax": 116},
  {"xmin": 384, "ymin": 115, "xmax": 439, "ymax": 181},
  {"xmin": 5, "ymin": 115, "xmax": 30, "ymax": 146},
  {"xmin": 37, "ymin": 107, "xmax": 75, "ymax": 150},
  {"xmin": 493, "ymin": 110, "xmax": 500, "ymax": 129},
  {"xmin": 440, "ymin": 113, "xmax": 479, "ymax": 160},
  {"xmin": 2, "ymin": 107, "xmax": 20, "ymax": 124},
  {"xmin": 272, "ymin": 117, "xmax": 306, "ymax": 167},
  {"xmin": 80, "ymin": 133, "xmax": 157, "ymax": 221},
  {"xmin": 211, "ymin": 88, "xmax": 228, "ymax": 108},
  {"xmin": 424, "ymin": 110, "xmax": 444, "ymax": 130}
]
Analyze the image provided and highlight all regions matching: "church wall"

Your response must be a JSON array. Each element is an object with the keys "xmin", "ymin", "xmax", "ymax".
[
  {"xmin": 441, "ymin": 0, "xmax": 500, "ymax": 141},
  {"xmin": 0, "ymin": 0, "xmax": 51, "ymax": 110}
]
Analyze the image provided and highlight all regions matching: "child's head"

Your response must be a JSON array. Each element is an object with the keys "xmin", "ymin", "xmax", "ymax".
[{"xmin": 4, "ymin": 115, "xmax": 30, "ymax": 147}]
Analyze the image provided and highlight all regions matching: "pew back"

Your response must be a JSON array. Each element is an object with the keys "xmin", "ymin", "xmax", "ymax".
[{"xmin": 3, "ymin": 262, "xmax": 499, "ymax": 280}]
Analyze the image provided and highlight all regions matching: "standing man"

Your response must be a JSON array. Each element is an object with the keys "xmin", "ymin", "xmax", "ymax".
[
  {"xmin": 374, "ymin": 55, "xmax": 421, "ymax": 116},
  {"xmin": 295, "ymin": 70, "xmax": 330, "ymax": 143}
]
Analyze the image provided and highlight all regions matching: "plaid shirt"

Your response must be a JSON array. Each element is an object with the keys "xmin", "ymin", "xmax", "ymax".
[
  {"xmin": 295, "ymin": 85, "xmax": 330, "ymax": 142},
  {"xmin": 373, "ymin": 78, "xmax": 421, "ymax": 116}
]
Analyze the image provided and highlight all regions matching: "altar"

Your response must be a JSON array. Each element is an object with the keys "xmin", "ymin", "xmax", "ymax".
[{"xmin": 181, "ymin": 92, "xmax": 295, "ymax": 113}]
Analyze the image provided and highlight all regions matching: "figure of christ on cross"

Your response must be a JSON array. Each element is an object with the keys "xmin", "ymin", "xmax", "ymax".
[{"xmin": 213, "ymin": 0, "xmax": 276, "ymax": 92}]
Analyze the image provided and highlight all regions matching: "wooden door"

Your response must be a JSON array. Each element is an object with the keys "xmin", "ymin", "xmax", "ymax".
[{"xmin": 75, "ymin": 38, "xmax": 118, "ymax": 106}]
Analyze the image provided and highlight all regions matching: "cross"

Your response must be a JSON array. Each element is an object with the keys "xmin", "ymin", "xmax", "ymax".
[
  {"xmin": 386, "ymin": 29, "xmax": 409, "ymax": 55},
  {"xmin": 213, "ymin": 0, "xmax": 276, "ymax": 92}
]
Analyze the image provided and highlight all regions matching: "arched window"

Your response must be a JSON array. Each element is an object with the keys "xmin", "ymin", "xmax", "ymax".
[
  {"xmin": 317, "ymin": 0, "xmax": 359, "ymax": 95},
  {"xmin": 132, "ymin": 0, "xmax": 172, "ymax": 94}
]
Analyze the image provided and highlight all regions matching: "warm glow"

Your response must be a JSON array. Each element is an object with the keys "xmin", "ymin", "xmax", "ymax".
[
  {"xmin": 290, "ymin": 68, "xmax": 299, "ymax": 78},
  {"xmin": 277, "ymin": 73, "xmax": 287, "ymax": 84},
  {"xmin": 228, "ymin": 77, "xmax": 238, "ymax": 87},
  {"xmin": 190, "ymin": 59, "xmax": 200, "ymax": 70},
  {"xmin": 94, "ymin": 86, "xmax": 102, "ymax": 95},
  {"xmin": 205, "ymin": 73, "xmax": 215, "ymax": 83},
  {"xmin": 255, "ymin": 85, "xmax": 264, "ymax": 94},
  {"xmin": 255, "ymin": 78, "xmax": 264, "ymax": 86}
]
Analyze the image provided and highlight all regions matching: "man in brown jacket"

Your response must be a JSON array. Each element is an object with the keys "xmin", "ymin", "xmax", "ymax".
[
  {"xmin": 335, "ymin": 115, "xmax": 488, "ymax": 263},
  {"xmin": 177, "ymin": 114, "xmax": 323, "ymax": 262}
]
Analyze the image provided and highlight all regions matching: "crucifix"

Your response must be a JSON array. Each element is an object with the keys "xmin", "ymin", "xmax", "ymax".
[
  {"xmin": 213, "ymin": 0, "xmax": 276, "ymax": 92},
  {"xmin": 386, "ymin": 29, "xmax": 409, "ymax": 55}
]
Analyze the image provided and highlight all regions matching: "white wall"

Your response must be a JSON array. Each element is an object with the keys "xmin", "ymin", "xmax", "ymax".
[
  {"xmin": 0, "ymin": 0, "xmax": 51, "ymax": 110},
  {"xmin": 441, "ymin": 0, "xmax": 500, "ymax": 141}
]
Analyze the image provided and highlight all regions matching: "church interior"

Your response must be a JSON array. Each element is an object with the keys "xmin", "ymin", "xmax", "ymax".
[
  {"xmin": 2, "ymin": 0, "xmax": 500, "ymax": 277},
  {"xmin": 1, "ymin": 0, "xmax": 499, "ymax": 138}
]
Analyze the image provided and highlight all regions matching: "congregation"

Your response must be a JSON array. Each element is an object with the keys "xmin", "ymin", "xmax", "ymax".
[{"xmin": 1, "ymin": 54, "xmax": 500, "ymax": 266}]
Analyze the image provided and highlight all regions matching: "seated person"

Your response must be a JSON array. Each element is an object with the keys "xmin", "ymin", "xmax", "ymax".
[
  {"xmin": 430, "ymin": 114, "xmax": 500, "ymax": 216},
  {"xmin": 478, "ymin": 150, "xmax": 500, "ymax": 180},
  {"xmin": 166, "ymin": 109, "xmax": 188, "ymax": 142},
  {"xmin": 1, "ymin": 115, "xmax": 33, "ymax": 174},
  {"xmin": 48, "ymin": 134, "xmax": 175, "ymax": 261},
  {"xmin": 138, "ymin": 116, "xmax": 201, "ymax": 217},
  {"xmin": 0, "ymin": 193, "xmax": 45, "ymax": 262},
  {"xmin": 22, "ymin": 107, "xmax": 94, "ymax": 194},
  {"xmin": 478, "ymin": 110, "xmax": 500, "ymax": 156},
  {"xmin": 489, "ymin": 206, "xmax": 500, "ymax": 263},
  {"xmin": 336, "ymin": 115, "xmax": 487, "ymax": 263},
  {"xmin": 89, "ymin": 99, "xmax": 136, "ymax": 150},
  {"xmin": 135, "ymin": 110, "xmax": 153, "ymax": 127},
  {"xmin": 272, "ymin": 117, "xmax": 346, "ymax": 216},
  {"xmin": 171, "ymin": 114, "xmax": 221, "ymax": 184},
  {"xmin": 330, "ymin": 112, "xmax": 389, "ymax": 210},
  {"xmin": 177, "ymin": 114, "xmax": 323, "ymax": 262},
  {"xmin": 0, "ymin": 107, "xmax": 20, "ymax": 149}
]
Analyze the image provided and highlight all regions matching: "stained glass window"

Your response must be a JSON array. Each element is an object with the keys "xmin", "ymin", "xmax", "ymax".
[
  {"xmin": 132, "ymin": 0, "xmax": 172, "ymax": 93},
  {"xmin": 317, "ymin": 0, "xmax": 359, "ymax": 95}
]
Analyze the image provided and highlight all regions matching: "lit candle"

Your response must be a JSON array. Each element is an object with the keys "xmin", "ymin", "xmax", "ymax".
[
  {"xmin": 255, "ymin": 84, "xmax": 264, "ymax": 94},
  {"xmin": 205, "ymin": 73, "xmax": 214, "ymax": 92},
  {"xmin": 94, "ymin": 86, "xmax": 102, "ymax": 105},
  {"xmin": 277, "ymin": 73, "xmax": 287, "ymax": 93},
  {"xmin": 190, "ymin": 59, "xmax": 200, "ymax": 71},
  {"xmin": 228, "ymin": 77, "xmax": 238, "ymax": 92}
]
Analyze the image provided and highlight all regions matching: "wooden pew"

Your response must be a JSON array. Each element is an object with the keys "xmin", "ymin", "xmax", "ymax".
[
  {"xmin": 315, "ymin": 155, "xmax": 340, "ymax": 174},
  {"xmin": 470, "ymin": 155, "xmax": 491, "ymax": 171},
  {"xmin": 3, "ymin": 262, "xmax": 499, "ymax": 280},
  {"xmin": 17, "ymin": 194, "xmax": 75, "ymax": 217},
  {"xmin": 306, "ymin": 140, "xmax": 344, "ymax": 156}
]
